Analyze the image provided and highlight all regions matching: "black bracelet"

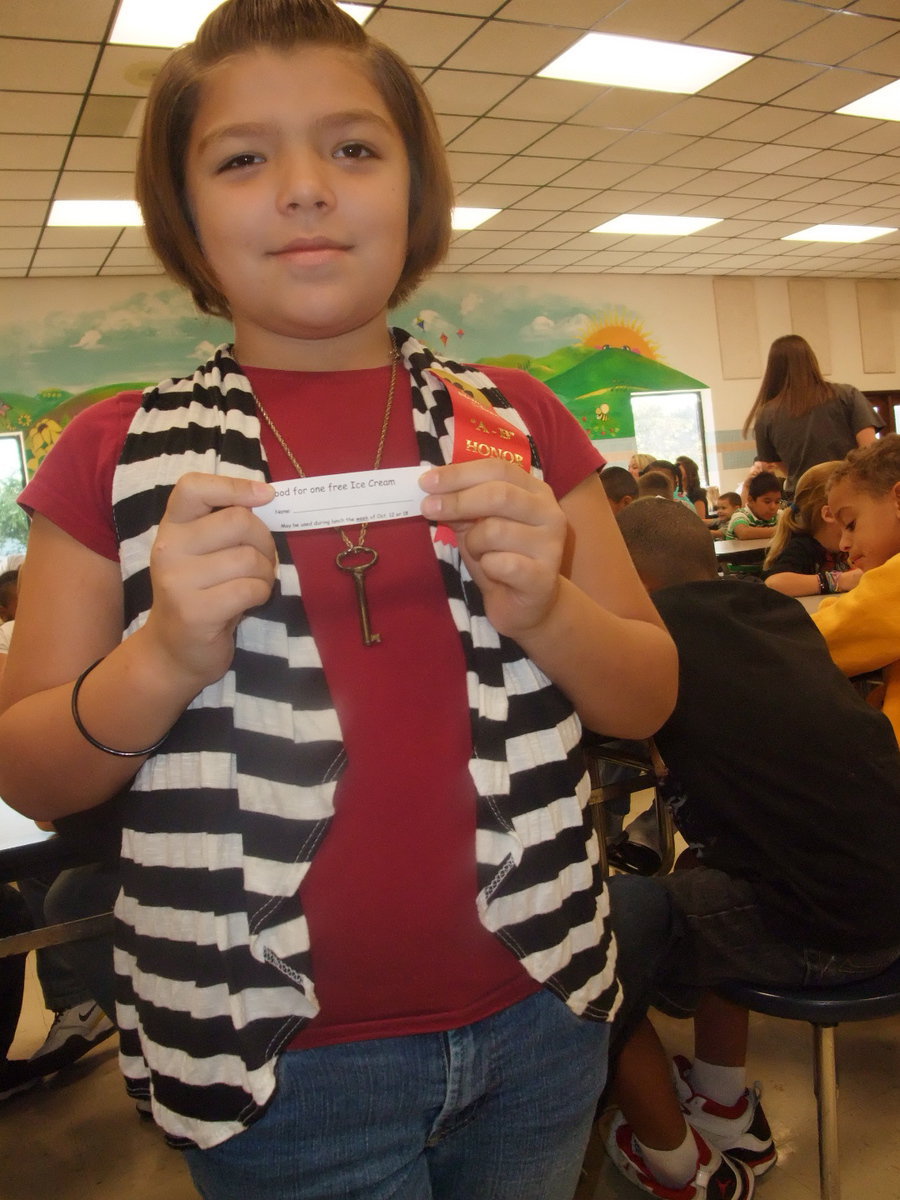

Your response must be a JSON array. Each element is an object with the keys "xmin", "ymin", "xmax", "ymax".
[
  {"xmin": 71, "ymin": 658, "xmax": 169, "ymax": 758},
  {"xmin": 817, "ymin": 571, "xmax": 829, "ymax": 594}
]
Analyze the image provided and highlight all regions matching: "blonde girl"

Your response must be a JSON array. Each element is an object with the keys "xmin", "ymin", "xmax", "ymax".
[
  {"xmin": 763, "ymin": 461, "xmax": 860, "ymax": 597},
  {"xmin": 0, "ymin": 1, "xmax": 676, "ymax": 1196}
]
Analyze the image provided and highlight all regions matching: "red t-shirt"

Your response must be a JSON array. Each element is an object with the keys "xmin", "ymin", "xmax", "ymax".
[{"xmin": 23, "ymin": 362, "xmax": 604, "ymax": 1047}]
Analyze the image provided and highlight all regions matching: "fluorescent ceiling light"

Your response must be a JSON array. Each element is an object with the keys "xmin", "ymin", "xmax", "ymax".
[
  {"xmin": 452, "ymin": 207, "xmax": 500, "ymax": 231},
  {"xmin": 783, "ymin": 224, "xmax": 896, "ymax": 243},
  {"xmin": 48, "ymin": 200, "xmax": 144, "ymax": 227},
  {"xmin": 110, "ymin": 0, "xmax": 372, "ymax": 47},
  {"xmin": 539, "ymin": 32, "xmax": 749, "ymax": 94},
  {"xmin": 838, "ymin": 80, "xmax": 900, "ymax": 122},
  {"xmin": 592, "ymin": 214, "xmax": 722, "ymax": 236}
]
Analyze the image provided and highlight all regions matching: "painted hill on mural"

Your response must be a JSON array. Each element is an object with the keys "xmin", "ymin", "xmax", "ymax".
[{"xmin": 481, "ymin": 344, "xmax": 706, "ymax": 438}]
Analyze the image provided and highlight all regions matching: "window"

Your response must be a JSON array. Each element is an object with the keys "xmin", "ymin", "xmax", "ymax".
[
  {"xmin": 631, "ymin": 390, "xmax": 712, "ymax": 485},
  {"xmin": 0, "ymin": 433, "xmax": 29, "ymax": 560}
]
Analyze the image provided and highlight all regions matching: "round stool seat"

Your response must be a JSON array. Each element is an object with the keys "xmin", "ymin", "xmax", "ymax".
[{"xmin": 719, "ymin": 956, "xmax": 900, "ymax": 1025}]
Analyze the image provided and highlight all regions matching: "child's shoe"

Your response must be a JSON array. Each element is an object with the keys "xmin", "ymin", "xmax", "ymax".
[
  {"xmin": 672, "ymin": 1055, "xmax": 777, "ymax": 1177},
  {"xmin": 605, "ymin": 1113, "xmax": 754, "ymax": 1199}
]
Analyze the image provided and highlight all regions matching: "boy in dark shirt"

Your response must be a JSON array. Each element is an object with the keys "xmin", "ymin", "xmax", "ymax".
[{"xmin": 605, "ymin": 498, "xmax": 900, "ymax": 1200}]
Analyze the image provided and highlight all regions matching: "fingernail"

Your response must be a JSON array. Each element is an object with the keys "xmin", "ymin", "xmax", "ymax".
[{"xmin": 421, "ymin": 495, "xmax": 442, "ymax": 517}]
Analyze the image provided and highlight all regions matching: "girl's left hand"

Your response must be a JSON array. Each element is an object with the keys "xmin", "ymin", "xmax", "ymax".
[{"xmin": 419, "ymin": 461, "xmax": 567, "ymax": 639}]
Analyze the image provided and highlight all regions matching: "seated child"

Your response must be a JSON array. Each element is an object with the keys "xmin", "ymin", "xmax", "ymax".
[
  {"xmin": 763, "ymin": 461, "xmax": 860, "ymax": 597},
  {"xmin": 724, "ymin": 471, "xmax": 781, "ymax": 540},
  {"xmin": 601, "ymin": 465, "xmax": 639, "ymax": 513},
  {"xmin": 813, "ymin": 433, "xmax": 900, "ymax": 746},
  {"xmin": 637, "ymin": 470, "xmax": 675, "ymax": 501},
  {"xmin": 710, "ymin": 492, "xmax": 740, "ymax": 538},
  {"xmin": 605, "ymin": 498, "xmax": 900, "ymax": 1200},
  {"xmin": 641, "ymin": 461, "xmax": 696, "ymax": 512}
]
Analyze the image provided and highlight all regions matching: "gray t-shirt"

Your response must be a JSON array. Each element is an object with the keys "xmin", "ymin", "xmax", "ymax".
[{"xmin": 754, "ymin": 384, "xmax": 882, "ymax": 494}]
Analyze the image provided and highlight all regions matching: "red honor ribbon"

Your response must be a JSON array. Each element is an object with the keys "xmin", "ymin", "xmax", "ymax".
[{"xmin": 427, "ymin": 368, "xmax": 532, "ymax": 546}]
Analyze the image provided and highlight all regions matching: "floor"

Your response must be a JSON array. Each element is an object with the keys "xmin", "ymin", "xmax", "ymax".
[{"xmin": 3, "ymin": 920, "xmax": 899, "ymax": 1199}]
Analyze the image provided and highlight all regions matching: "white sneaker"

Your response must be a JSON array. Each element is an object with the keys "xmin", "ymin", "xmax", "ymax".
[{"xmin": 28, "ymin": 1001, "xmax": 116, "ymax": 1075}]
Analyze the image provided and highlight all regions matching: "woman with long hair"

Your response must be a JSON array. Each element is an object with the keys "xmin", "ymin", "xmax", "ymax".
[{"xmin": 742, "ymin": 334, "xmax": 881, "ymax": 496}]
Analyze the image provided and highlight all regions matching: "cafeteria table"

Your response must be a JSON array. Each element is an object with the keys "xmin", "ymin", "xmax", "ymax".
[{"xmin": 0, "ymin": 799, "xmax": 113, "ymax": 959}]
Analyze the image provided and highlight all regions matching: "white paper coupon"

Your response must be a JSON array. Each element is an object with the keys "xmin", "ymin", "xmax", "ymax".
[{"xmin": 255, "ymin": 467, "xmax": 427, "ymax": 532}]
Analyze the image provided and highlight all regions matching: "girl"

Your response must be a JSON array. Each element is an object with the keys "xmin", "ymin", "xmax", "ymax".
[
  {"xmin": 742, "ymin": 334, "xmax": 881, "ymax": 498},
  {"xmin": 0, "ymin": 2, "xmax": 676, "ymax": 1197},
  {"xmin": 674, "ymin": 455, "xmax": 709, "ymax": 520},
  {"xmin": 813, "ymin": 434, "xmax": 900, "ymax": 747},
  {"xmin": 628, "ymin": 452, "xmax": 656, "ymax": 479},
  {"xmin": 763, "ymin": 461, "xmax": 861, "ymax": 597}
]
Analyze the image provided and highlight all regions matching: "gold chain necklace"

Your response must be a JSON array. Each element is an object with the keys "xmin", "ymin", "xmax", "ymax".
[{"xmin": 254, "ymin": 340, "xmax": 400, "ymax": 647}]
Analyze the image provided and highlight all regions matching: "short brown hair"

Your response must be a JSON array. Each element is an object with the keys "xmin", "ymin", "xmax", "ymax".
[
  {"xmin": 136, "ymin": 0, "xmax": 453, "ymax": 317},
  {"xmin": 617, "ymin": 498, "xmax": 718, "ymax": 590}
]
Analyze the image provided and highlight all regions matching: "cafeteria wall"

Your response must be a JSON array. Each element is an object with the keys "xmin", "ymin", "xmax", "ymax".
[{"xmin": 2, "ymin": 271, "xmax": 898, "ymax": 492}]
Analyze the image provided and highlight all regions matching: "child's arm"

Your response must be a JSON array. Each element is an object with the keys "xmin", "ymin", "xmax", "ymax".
[
  {"xmin": 0, "ymin": 474, "xmax": 276, "ymax": 820},
  {"xmin": 812, "ymin": 559, "xmax": 900, "ymax": 678},
  {"xmin": 419, "ymin": 461, "xmax": 677, "ymax": 738},
  {"xmin": 732, "ymin": 521, "xmax": 774, "ymax": 541}
]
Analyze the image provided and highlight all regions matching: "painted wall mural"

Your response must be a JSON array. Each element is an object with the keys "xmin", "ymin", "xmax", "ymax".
[{"xmin": 1, "ymin": 278, "xmax": 706, "ymax": 474}]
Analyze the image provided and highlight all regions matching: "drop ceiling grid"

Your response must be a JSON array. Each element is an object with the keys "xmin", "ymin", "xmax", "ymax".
[{"xmin": 0, "ymin": 0, "xmax": 897, "ymax": 277}]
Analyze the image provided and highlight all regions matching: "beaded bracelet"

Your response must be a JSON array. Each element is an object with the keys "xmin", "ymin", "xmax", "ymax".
[{"xmin": 71, "ymin": 658, "xmax": 169, "ymax": 758}]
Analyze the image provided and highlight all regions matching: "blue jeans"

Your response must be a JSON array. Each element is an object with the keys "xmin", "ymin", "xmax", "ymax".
[{"xmin": 184, "ymin": 988, "xmax": 610, "ymax": 1200}]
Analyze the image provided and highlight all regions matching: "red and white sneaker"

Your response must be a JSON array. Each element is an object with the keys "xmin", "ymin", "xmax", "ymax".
[
  {"xmin": 673, "ymin": 1056, "xmax": 777, "ymax": 1177},
  {"xmin": 605, "ymin": 1113, "xmax": 754, "ymax": 1199}
]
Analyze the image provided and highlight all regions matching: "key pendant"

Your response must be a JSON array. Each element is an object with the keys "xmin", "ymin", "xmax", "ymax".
[{"xmin": 336, "ymin": 545, "xmax": 381, "ymax": 646}]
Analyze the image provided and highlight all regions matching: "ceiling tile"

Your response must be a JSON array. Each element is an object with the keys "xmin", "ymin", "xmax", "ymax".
[
  {"xmin": 571, "ymin": 89, "xmax": 684, "ymax": 131},
  {"xmin": 387, "ymin": 0, "xmax": 499, "ymax": 13},
  {"xmin": 32, "ymin": 247, "xmax": 107, "ymax": 268},
  {"xmin": 536, "ymin": 213, "xmax": 607, "ymax": 233},
  {"xmin": 443, "ymin": 21, "xmax": 576, "ymax": 75},
  {"xmin": 55, "ymin": 171, "xmax": 134, "ymax": 200},
  {"xmin": 65, "ymin": 136, "xmax": 137, "ymax": 173},
  {"xmin": 775, "ymin": 111, "xmax": 876, "ymax": 149},
  {"xmin": 0, "ymin": 227, "xmax": 39, "ymax": 249},
  {"xmin": 478, "ymin": 209, "xmax": 545, "ymax": 230},
  {"xmin": 0, "ymin": 249, "xmax": 32, "ymax": 268},
  {"xmin": 505, "ymin": 231, "xmax": 576, "ymax": 249},
  {"xmin": 644, "ymin": 97, "xmax": 757, "ymax": 136},
  {"xmin": 832, "ymin": 156, "xmax": 900, "ymax": 183},
  {"xmin": 482, "ymin": 157, "xmax": 576, "ymax": 185},
  {"xmin": 0, "ymin": 133, "xmax": 68, "ymax": 171},
  {"xmin": 548, "ymin": 160, "xmax": 642, "ymax": 190},
  {"xmin": 454, "ymin": 182, "xmax": 538, "ymax": 206},
  {"xmin": 769, "ymin": 11, "xmax": 896, "ymax": 65},
  {"xmin": 424, "ymin": 70, "xmax": 521, "ymax": 117},
  {"xmin": 601, "ymin": 132, "xmax": 697, "ymax": 164},
  {"xmin": 522, "ymin": 126, "xmax": 623, "ymax": 159},
  {"xmin": 365, "ymin": 10, "xmax": 483, "ymax": 68},
  {"xmin": 116, "ymin": 228, "xmax": 150, "ymax": 248},
  {"xmin": 840, "ymin": 31, "xmax": 900, "ymax": 75},
  {"xmin": 491, "ymin": 0, "xmax": 621, "ymax": 25},
  {"xmin": 512, "ymin": 185, "xmax": 602, "ymax": 210},
  {"xmin": 448, "ymin": 117, "xmax": 555, "ymax": 154},
  {"xmin": 723, "ymin": 144, "xmax": 816, "ymax": 173},
  {"xmin": 594, "ymin": 0, "xmax": 738, "ymax": 41},
  {"xmin": 435, "ymin": 114, "xmax": 475, "ymax": 143},
  {"xmin": 0, "ymin": 91, "xmax": 82, "ymax": 135},
  {"xmin": 674, "ymin": 168, "xmax": 765, "ymax": 195},
  {"xmin": 700, "ymin": 57, "xmax": 823, "ymax": 103},
  {"xmin": 0, "ymin": 0, "xmax": 113, "ymax": 41},
  {"xmin": 490, "ymin": 78, "xmax": 603, "ymax": 123},
  {"xmin": 0, "ymin": 200, "xmax": 47, "ymax": 224},
  {"xmin": 0, "ymin": 170, "xmax": 56, "ymax": 200},
  {"xmin": 0, "ymin": 38, "xmax": 99, "ymax": 94},
  {"xmin": 715, "ymin": 106, "xmax": 818, "ymax": 142},
  {"xmin": 786, "ymin": 148, "xmax": 876, "ymax": 178},
  {"xmin": 39, "ymin": 227, "xmax": 119, "ymax": 249},
  {"xmin": 662, "ymin": 137, "xmax": 755, "ymax": 168},
  {"xmin": 90, "ymin": 45, "xmax": 170, "ymax": 98},
  {"xmin": 77, "ymin": 95, "xmax": 147, "ymax": 139},
  {"xmin": 446, "ymin": 151, "xmax": 510, "ymax": 183},
  {"xmin": 687, "ymin": 0, "xmax": 828, "ymax": 54},
  {"xmin": 773, "ymin": 67, "xmax": 886, "ymax": 112}
]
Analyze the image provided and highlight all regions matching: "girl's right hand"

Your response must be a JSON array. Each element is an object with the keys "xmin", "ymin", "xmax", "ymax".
[
  {"xmin": 838, "ymin": 568, "xmax": 862, "ymax": 592},
  {"xmin": 143, "ymin": 472, "xmax": 277, "ymax": 688}
]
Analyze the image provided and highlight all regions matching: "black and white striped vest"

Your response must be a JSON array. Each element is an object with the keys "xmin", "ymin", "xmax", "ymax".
[{"xmin": 111, "ymin": 330, "xmax": 619, "ymax": 1149}]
